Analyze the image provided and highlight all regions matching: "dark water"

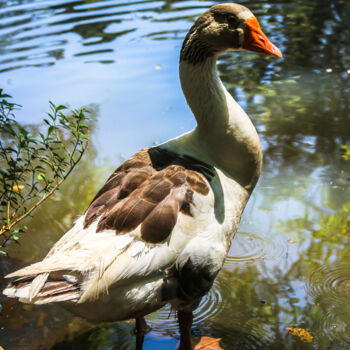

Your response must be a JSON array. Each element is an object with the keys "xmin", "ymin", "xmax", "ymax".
[{"xmin": 1, "ymin": 0, "xmax": 350, "ymax": 349}]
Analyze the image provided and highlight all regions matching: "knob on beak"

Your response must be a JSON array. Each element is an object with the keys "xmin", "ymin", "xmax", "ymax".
[{"xmin": 242, "ymin": 17, "xmax": 282, "ymax": 58}]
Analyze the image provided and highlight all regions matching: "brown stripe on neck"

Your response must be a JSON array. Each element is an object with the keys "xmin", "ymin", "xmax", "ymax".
[
  {"xmin": 180, "ymin": 16, "xmax": 214, "ymax": 65},
  {"xmin": 180, "ymin": 36, "xmax": 213, "ymax": 65}
]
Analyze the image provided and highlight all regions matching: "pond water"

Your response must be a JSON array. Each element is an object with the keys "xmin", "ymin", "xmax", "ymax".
[{"xmin": 1, "ymin": 0, "xmax": 350, "ymax": 349}]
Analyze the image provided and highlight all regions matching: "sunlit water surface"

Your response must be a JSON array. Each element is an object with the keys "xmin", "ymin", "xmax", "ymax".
[{"xmin": 1, "ymin": 0, "xmax": 350, "ymax": 349}]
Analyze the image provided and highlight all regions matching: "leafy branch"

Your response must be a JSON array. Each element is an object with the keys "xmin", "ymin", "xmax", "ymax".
[{"xmin": 0, "ymin": 89, "xmax": 90, "ymax": 251}]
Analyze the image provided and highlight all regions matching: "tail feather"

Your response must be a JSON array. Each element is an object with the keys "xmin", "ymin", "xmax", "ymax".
[
  {"xmin": 3, "ymin": 271, "xmax": 81, "ymax": 304},
  {"xmin": 37, "ymin": 281, "xmax": 78, "ymax": 297},
  {"xmin": 28, "ymin": 273, "xmax": 49, "ymax": 301},
  {"xmin": 5, "ymin": 261, "xmax": 55, "ymax": 279}
]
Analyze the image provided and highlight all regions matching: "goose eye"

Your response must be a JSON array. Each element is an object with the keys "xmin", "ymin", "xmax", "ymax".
[{"xmin": 228, "ymin": 15, "xmax": 238, "ymax": 26}]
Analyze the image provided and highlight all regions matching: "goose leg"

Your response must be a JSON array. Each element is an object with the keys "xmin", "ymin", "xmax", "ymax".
[
  {"xmin": 178, "ymin": 310, "xmax": 193, "ymax": 350},
  {"xmin": 135, "ymin": 317, "xmax": 151, "ymax": 350}
]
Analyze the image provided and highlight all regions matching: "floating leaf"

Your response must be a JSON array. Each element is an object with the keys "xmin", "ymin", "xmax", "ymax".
[
  {"xmin": 12, "ymin": 185, "xmax": 24, "ymax": 192},
  {"xmin": 286, "ymin": 326, "xmax": 313, "ymax": 343},
  {"xmin": 195, "ymin": 336, "xmax": 223, "ymax": 349}
]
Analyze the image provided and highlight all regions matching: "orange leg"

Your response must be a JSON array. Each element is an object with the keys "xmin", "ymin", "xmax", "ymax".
[
  {"xmin": 135, "ymin": 317, "xmax": 151, "ymax": 350},
  {"xmin": 178, "ymin": 311, "xmax": 193, "ymax": 350}
]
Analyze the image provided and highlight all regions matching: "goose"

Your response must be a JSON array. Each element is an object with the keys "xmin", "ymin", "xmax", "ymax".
[{"xmin": 3, "ymin": 3, "xmax": 281, "ymax": 349}]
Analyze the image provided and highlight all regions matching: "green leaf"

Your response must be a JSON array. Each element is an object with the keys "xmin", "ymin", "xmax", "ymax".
[
  {"xmin": 48, "ymin": 125, "xmax": 56, "ymax": 135},
  {"xmin": 55, "ymin": 105, "xmax": 67, "ymax": 111}
]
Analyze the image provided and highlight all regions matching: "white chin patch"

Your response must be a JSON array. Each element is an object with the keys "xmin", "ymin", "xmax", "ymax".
[
  {"xmin": 238, "ymin": 9, "xmax": 254, "ymax": 21},
  {"xmin": 237, "ymin": 28, "xmax": 245, "ymax": 47}
]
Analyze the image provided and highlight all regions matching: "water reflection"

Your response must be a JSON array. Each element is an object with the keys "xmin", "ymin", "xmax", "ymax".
[
  {"xmin": 0, "ymin": 0, "xmax": 211, "ymax": 73},
  {"xmin": 277, "ymin": 202, "xmax": 350, "ymax": 347},
  {"xmin": 0, "ymin": 0, "xmax": 349, "ymax": 349}
]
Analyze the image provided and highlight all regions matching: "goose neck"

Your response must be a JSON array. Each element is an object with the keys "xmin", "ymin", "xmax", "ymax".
[{"xmin": 178, "ymin": 58, "xmax": 262, "ymax": 191}]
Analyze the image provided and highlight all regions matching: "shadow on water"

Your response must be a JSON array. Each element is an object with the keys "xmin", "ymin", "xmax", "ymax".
[{"xmin": 0, "ymin": 0, "xmax": 350, "ymax": 349}]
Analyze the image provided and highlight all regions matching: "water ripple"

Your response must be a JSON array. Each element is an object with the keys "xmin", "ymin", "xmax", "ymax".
[
  {"xmin": 308, "ymin": 263, "xmax": 350, "ymax": 304},
  {"xmin": 0, "ymin": 0, "xmax": 212, "ymax": 73},
  {"xmin": 147, "ymin": 280, "xmax": 223, "ymax": 337},
  {"xmin": 307, "ymin": 263, "xmax": 350, "ymax": 344},
  {"xmin": 224, "ymin": 231, "xmax": 286, "ymax": 269}
]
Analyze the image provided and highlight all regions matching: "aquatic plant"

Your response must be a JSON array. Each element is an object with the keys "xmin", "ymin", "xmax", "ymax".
[{"xmin": 0, "ymin": 89, "xmax": 90, "ymax": 253}]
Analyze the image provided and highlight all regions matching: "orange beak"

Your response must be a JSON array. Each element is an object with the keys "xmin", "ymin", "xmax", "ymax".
[{"xmin": 242, "ymin": 17, "xmax": 282, "ymax": 58}]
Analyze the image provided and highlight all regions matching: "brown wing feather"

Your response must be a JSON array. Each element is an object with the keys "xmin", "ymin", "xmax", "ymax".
[
  {"xmin": 141, "ymin": 187, "xmax": 185, "ymax": 243},
  {"xmin": 84, "ymin": 148, "xmax": 214, "ymax": 243}
]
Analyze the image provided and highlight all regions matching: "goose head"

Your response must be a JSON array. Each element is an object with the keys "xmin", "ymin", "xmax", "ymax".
[{"xmin": 180, "ymin": 3, "xmax": 282, "ymax": 64}]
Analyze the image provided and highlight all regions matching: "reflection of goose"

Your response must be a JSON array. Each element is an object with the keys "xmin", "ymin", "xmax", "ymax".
[{"xmin": 4, "ymin": 3, "xmax": 281, "ymax": 349}]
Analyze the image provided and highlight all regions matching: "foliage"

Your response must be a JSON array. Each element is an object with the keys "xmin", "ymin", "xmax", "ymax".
[
  {"xmin": 0, "ymin": 89, "xmax": 89, "ymax": 252},
  {"xmin": 4, "ymin": 109, "xmax": 107, "ymax": 262}
]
